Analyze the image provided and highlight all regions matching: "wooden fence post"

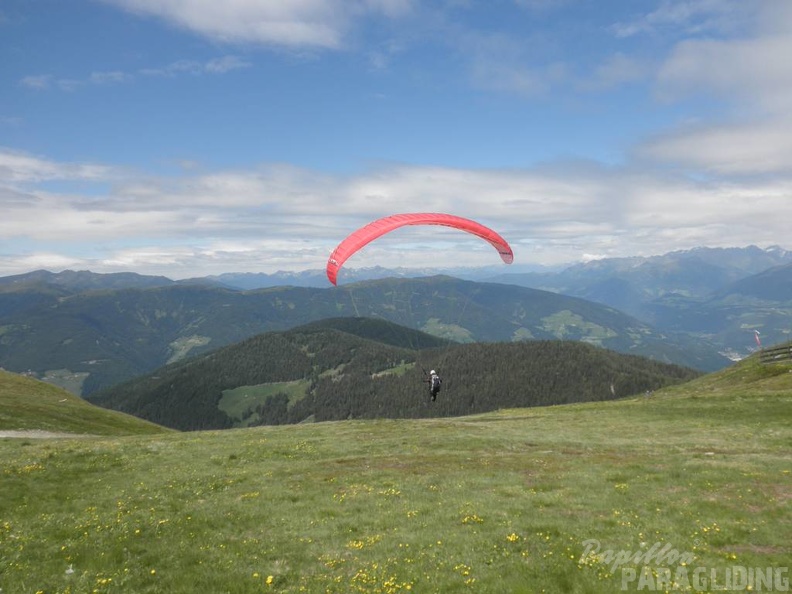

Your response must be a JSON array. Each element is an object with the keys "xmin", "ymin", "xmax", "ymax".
[{"xmin": 759, "ymin": 341, "xmax": 792, "ymax": 364}]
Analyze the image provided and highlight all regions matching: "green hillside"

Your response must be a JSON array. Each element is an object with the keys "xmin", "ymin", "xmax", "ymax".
[
  {"xmin": 1, "ymin": 355, "xmax": 789, "ymax": 593},
  {"xmin": 88, "ymin": 318, "xmax": 700, "ymax": 431},
  {"xmin": 0, "ymin": 275, "xmax": 730, "ymax": 397},
  {"xmin": 0, "ymin": 370, "xmax": 170, "ymax": 436}
]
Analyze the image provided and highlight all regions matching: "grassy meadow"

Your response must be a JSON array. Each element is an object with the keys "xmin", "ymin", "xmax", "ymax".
[
  {"xmin": 0, "ymin": 370, "xmax": 168, "ymax": 436},
  {"xmin": 219, "ymin": 381, "xmax": 310, "ymax": 427},
  {"xmin": 1, "ymin": 358, "xmax": 790, "ymax": 593}
]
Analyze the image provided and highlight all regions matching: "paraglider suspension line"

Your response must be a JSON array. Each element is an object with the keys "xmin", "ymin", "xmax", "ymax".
[{"xmin": 349, "ymin": 287, "xmax": 361, "ymax": 317}]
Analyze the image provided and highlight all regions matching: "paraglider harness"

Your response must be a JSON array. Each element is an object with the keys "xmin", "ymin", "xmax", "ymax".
[{"xmin": 423, "ymin": 367, "xmax": 442, "ymax": 401}]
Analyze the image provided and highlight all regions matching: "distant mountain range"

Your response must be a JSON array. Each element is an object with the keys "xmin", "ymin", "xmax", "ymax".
[
  {"xmin": 1, "ymin": 245, "xmax": 789, "ymax": 396},
  {"xmin": 87, "ymin": 317, "xmax": 701, "ymax": 431},
  {"xmin": 193, "ymin": 245, "xmax": 792, "ymax": 291},
  {"xmin": 487, "ymin": 245, "xmax": 792, "ymax": 359},
  {"xmin": 487, "ymin": 244, "xmax": 791, "ymax": 313}
]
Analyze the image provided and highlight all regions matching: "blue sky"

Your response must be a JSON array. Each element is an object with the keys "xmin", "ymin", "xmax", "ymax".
[{"xmin": 2, "ymin": 0, "xmax": 792, "ymax": 279}]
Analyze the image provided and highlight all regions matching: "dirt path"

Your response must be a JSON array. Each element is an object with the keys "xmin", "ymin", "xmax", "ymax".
[{"xmin": 0, "ymin": 430, "xmax": 93, "ymax": 439}]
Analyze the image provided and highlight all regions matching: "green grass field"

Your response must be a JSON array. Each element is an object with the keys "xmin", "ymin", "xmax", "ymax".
[
  {"xmin": 1, "ymin": 358, "xmax": 790, "ymax": 593},
  {"xmin": 220, "ymin": 381, "xmax": 310, "ymax": 426},
  {"xmin": 0, "ymin": 370, "xmax": 169, "ymax": 436}
]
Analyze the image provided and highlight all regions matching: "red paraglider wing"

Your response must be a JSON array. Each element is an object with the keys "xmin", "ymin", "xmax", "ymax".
[{"xmin": 326, "ymin": 213, "xmax": 513, "ymax": 285}]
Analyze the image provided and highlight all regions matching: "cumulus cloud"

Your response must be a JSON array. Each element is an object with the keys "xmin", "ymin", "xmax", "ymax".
[
  {"xmin": 2, "ymin": 146, "xmax": 790, "ymax": 277},
  {"xmin": 98, "ymin": 0, "xmax": 412, "ymax": 49},
  {"xmin": 5, "ymin": 2, "xmax": 792, "ymax": 277},
  {"xmin": 658, "ymin": 34, "xmax": 792, "ymax": 114},
  {"xmin": 643, "ymin": 1, "xmax": 792, "ymax": 175},
  {"xmin": 637, "ymin": 118, "xmax": 792, "ymax": 174}
]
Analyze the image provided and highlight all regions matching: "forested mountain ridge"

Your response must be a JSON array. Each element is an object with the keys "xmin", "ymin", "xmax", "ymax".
[
  {"xmin": 88, "ymin": 317, "xmax": 701, "ymax": 431},
  {"xmin": 0, "ymin": 275, "xmax": 727, "ymax": 395}
]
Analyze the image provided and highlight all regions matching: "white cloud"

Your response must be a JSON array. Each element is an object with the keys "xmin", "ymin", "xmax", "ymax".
[
  {"xmin": 6, "ymin": 2, "xmax": 792, "ymax": 277},
  {"xmin": 20, "ymin": 56, "xmax": 250, "ymax": 92},
  {"xmin": 655, "ymin": 1, "xmax": 792, "ymax": 110},
  {"xmin": 658, "ymin": 34, "xmax": 792, "ymax": 113},
  {"xmin": 0, "ymin": 148, "xmax": 116, "ymax": 183},
  {"xmin": 611, "ymin": 0, "xmax": 748, "ymax": 38},
  {"xmin": 449, "ymin": 16, "xmax": 647, "ymax": 99},
  {"xmin": 98, "ymin": 0, "xmax": 412, "ymax": 49},
  {"xmin": 470, "ymin": 59, "xmax": 564, "ymax": 98},
  {"xmin": 642, "ymin": 2, "xmax": 792, "ymax": 174},
  {"xmin": 19, "ymin": 75, "xmax": 52, "ymax": 90},
  {"xmin": 139, "ymin": 59, "xmax": 203, "ymax": 77},
  {"xmin": 89, "ymin": 70, "xmax": 133, "ymax": 84},
  {"xmin": 141, "ymin": 56, "xmax": 251, "ymax": 77},
  {"xmin": 205, "ymin": 55, "xmax": 252, "ymax": 73},
  {"xmin": 637, "ymin": 118, "xmax": 792, "ymax": 174},
  {"xmin": 2, "ymin": 147, "xmax": 791, "ymax": 277},
  {"xmin": 0, "ymin": 253, "xmax": 86, "ymax": 274},
  {"xmin": 19, "ymin": 75, "xmax": 85, "ymax": 92},
  {"xmin": 579, "ymin": 53, "xmax": 646, "ymax": 92}
]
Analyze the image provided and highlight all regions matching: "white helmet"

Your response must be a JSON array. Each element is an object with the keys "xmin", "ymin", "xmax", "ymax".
[{"xmin": 430, "ymin": 370, "xmax": 436, "ymax": 375}]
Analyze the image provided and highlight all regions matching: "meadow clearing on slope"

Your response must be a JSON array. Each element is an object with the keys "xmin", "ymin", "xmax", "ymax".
[{"xmin": 1, "ymin": 359, "xmax": 790, "ymax": 593}]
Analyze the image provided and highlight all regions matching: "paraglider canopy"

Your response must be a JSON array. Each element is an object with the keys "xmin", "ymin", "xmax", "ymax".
[{"xmin": 326, "ymin": 212, "xmax": 513, "ymax": 285}]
